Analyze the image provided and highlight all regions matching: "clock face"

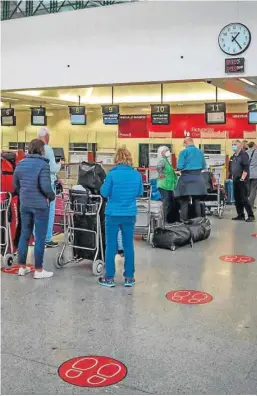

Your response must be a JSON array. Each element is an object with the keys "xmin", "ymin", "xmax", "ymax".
[{"xmin": 218, "ymin": 23, "xmax": 251, "ymax": 55}]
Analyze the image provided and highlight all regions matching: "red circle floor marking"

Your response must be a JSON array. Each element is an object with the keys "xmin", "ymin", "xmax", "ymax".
[
  {"xmin": 58, "ymin": 356, "xmax": 127, "ymax": 387},
  {"xmin": 251, "ymin": 234, "xmax": 257, "ymax": 238},
  {"xmin": 1, "ymin": 264, "xmax": 35, "ymax": 274},
  {"xmin": 166, "ymin": 290, "xmax": 213, "ymax": 305},
  {"xmin": 219, "ymin": 255, "xmax": 255, "ymax": 264}
]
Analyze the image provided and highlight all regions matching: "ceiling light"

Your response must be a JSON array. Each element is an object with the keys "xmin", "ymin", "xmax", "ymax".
[
  {"xmin": 1, "ymin": 97, "xmax": 19, "ymax": 101},
  {"xmin": 14, "ymin": 90, "xmax": 41, "ymax": 96},
  {"xmin": 239, "ymin": 78, "xmax": 256, "ymax": 86}
]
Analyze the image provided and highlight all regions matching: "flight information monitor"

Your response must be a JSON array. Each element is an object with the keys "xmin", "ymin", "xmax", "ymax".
[
  {"xmin": 102, "ymin": 105, "xmax": 119, "ymax": 125},
  {"xmin": 248, "ymin": 101, "xmax": 257, "ymax": 124},
  {"xmin": 1, "ymin": 108, "xmax": 16, "ymax": 126},
  {"xmin": 69, "ymin": 106, "xmax": 86, "ymax": 125},
  {"xmin": 205, "ymin": 103, "xmax": 226, "ymax": 124},
  {"xmin": 31, "ymin": 107, "xmax": 47, "ymax": 126},
  {"xmin": 151, "ymin": 104, "xmax": 170, "ymax": 125}
]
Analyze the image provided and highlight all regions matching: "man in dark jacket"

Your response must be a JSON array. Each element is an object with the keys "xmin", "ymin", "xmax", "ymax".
[
  {"xmin": 230, "ymin": 140, "xmax": 255, "ymax": 222},
  {"xmin": 14, "ymin": 139, "xmax": 55, "ymax": 278}
]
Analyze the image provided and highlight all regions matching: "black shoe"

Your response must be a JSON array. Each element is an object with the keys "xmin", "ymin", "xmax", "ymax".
[
  {"xmin": 246, "ymin": 216, "xmax": 255, "ymax": 222},
  {"xmin": 45, "ymin": 241, "xmax": 59, "ymax": 248},
  {"xmin": 232, "ymin": 216, "xmax": 245, "ymax": 221}
]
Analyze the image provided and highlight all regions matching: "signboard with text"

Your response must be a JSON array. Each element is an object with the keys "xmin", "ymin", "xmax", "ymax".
[
  {"xmin": 151, "ymin": 104, "xmax": 170, "ymax": 125},
  {"xmin": 225, "ymin": 58, "xmax": 245, "ymax": 74}
]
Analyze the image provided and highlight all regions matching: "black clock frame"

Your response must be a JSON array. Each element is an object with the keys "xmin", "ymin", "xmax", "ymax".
[{"xmin": 218, "ymin": 22, "xmax": 251, "ymax": 56}]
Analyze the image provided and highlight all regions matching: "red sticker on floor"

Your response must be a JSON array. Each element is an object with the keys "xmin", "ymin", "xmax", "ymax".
[
  {"xmin": 58, "ymin": 356, "xmax": 127, "ymax": 387},
  {"xmin": 1, "ymin": 264, "xmax": 35, "ymax": 274},
  {"xmin": 251, "ymin": 234, "xmax": 257, "ymax": 238},
  {"xmin": 166, "ymin": 290, "xmax": 213, "ymax": 305},
  {"xmin": 219, "ymin": 255, "xmax": 255, "ymax": 263}
]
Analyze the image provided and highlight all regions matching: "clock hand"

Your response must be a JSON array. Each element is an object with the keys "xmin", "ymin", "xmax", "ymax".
[
  {"xmin": 232, "ymin": 32, "xmax": 240, "ymax": 42},
  {"xmin": 234, "ymin": 38, "xmax": 242, "ymax": 50}
]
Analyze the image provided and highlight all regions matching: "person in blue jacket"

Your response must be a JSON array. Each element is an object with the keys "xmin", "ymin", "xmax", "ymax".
[
  {"xmin": 99, "ymin": 148, "xmax": 143, "ymax": 288},
  {"xmin": 13, "ymin": 139, "xmax": 55, "ymax": 279},
  {"xmin": 175, "ymin": 137, "xmax": 207, "ymax": 221}
]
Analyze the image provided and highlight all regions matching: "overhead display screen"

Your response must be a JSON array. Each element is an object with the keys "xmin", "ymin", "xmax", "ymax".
[
  {"xmin": 31, "ymin": 107, "xmax": 47, "ymax": 126},
  {"xmin": 151, "ymin": 104, "xmax": 170, "ymax": 125},
  {"xmin": 102, "ymin": 105, "xmax": 119, "ymax": 125},
  {"xmin": 205, "ymin": 103, "xmax": 226, "ymax": 124},
  {"xmin": 248, "ymin": 101, "xmax": 257, "ymax": 124},
  {"xmin": 1, "ymin": 108, "xmax": 16, "ymax": 126},
  {"xmin": 69, "ymin": 106, "xmax": 86, "ymax": 125}
]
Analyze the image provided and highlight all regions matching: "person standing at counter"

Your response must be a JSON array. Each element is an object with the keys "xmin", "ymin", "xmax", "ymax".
[
  {"xmin": 37, "ymin": 127, "xmax": 61, "ymax": 248},
  {"xmin": 156, "ymin": 146, "xmax": 178, "ymax": 224},
  {"xmin": 176, "ymin": 137, "xmax": 207, "ymax": 221}
]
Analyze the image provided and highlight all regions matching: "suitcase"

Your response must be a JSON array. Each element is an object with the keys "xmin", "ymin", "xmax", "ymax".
[
  {"xmin": 150, "ymin": 201, "xmax": 163, "ymax": 230},
  {"xmin": 152, "ymin": 223, "xmax": 192, "ymax": 251},
  {"xmin": 188, "ymin": 202, "xmax": 206, "ymax": 219},
  {"xmin": 185, "ymin": 217, "xmax": 211, "ymax": 243},
  {"xmin": 225, "ymin": 179, "xmax": 234, "ymax": 204}
]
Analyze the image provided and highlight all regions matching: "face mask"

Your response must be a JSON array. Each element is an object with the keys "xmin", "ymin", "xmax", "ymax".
[
  {"xmin": 232, "ymin": 145, "xmax": 238, "ymax": 152},
  {"xmin": 165, "ymin": 150, "xmax": 171, "ymax": 157}
]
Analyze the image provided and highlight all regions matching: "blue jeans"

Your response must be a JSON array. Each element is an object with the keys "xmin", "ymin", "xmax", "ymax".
[
  {"xmin": 46, "ymin": 183, "xmax": 56, "ymax": 243},
  {"xmin": 18, "ymin": 207, "xmax": 49, "ymax": 269},
  {"xmin": 105, "ymin": 216, "xmax": 136, "ymax": 279}
]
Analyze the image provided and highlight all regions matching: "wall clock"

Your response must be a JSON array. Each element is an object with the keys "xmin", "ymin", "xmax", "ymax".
[{"xmin": 218, "ymin": 23, "xmax": 251, "ymax": 56}]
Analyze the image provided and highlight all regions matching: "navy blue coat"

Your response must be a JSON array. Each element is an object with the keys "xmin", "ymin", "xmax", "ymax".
[
  {"xmin": 100, "ymin": 164, "xmax": 143, "ymax": 217},
  {"xmin": 13, "ymin": 154, "xmax": 55, "ymax": 209}
]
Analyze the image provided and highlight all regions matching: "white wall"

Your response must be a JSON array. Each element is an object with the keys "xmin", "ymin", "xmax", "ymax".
[{"xmin": 2, "ymin": 1, "xmax": 257, "ymax": 90}]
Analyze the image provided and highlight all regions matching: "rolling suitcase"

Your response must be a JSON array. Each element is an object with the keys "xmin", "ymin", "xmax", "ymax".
[{"xmin": 225, "ymin": 179, "xmax": 234, "ymax": 204}]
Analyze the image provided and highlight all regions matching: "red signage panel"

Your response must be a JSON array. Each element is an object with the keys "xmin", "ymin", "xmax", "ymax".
[{"xmin": 119, "ymin": 113, "xmax": 255, "ymax": 139}]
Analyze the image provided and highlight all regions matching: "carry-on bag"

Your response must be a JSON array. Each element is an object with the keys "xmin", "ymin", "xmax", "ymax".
[
  {"xmin": 185, "ymin": 217, "xmax": 211, "ymax": 243},
  {"xmin": 78, "ymin": 162, "xmax": 106, "ymax": 194},
  {"xmin": 224, "ymin": 179, "xmax": 234, "ymax": 204},
  {"xmin": 152, "ymin": 223, "xmax": 192, "ymax": 251}
]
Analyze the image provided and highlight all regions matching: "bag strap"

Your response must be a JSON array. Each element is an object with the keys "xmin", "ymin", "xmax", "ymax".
[{"xmin": 249, "ymin": 149, "xmax": 256, "ymax": 163}]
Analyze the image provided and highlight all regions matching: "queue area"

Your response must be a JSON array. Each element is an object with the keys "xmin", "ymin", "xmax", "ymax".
[{"xmin": 1, "ymin": 79, "xmax": 257, "ymax": 395}]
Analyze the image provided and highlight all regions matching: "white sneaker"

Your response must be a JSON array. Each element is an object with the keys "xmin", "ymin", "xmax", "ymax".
[
  {"xmin": 34, "ymin": 269, "xmax": 53, "ymax": 279},
  {"xmin": 18, "ymin": 266, "xmax": 32, "ymax": 276}
]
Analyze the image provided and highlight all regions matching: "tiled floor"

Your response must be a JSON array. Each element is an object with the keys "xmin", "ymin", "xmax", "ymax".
[{"xmin": 1, "ymin": 207, "xmax": 257, "ymax": 395}]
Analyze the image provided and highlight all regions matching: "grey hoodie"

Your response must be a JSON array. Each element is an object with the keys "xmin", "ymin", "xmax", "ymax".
[{"xmin": 247, "ymin": 148, "xmax": 257, "ymax": 179}]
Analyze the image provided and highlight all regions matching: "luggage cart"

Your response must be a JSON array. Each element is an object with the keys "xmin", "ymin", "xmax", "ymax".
[
  {"xmin": 135, "ymin": 183, "xmax": 152, "ymax": 242},
  {"xmin": 205, "ymin": 183, "xmax": 226, "ymax": 218},
  {"xmin": 55, "ymin": 191, "xmax": 105, "ymax": 276},
  {"xmin": 0, "ymin": 192, "xmax": 15, "ymax": 268}
]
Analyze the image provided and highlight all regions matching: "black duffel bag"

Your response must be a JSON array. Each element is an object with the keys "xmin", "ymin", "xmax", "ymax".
[
  {"xmin": 78, "ymin": 162, "xmax": 106, "ymax": 194},
  {"xmin": 185, "ymin": 217, "xmax": 211, "ymax": 243},
  {"xmin": 152, "ymin": 223, "xmax": 192, "ymax": 251}
]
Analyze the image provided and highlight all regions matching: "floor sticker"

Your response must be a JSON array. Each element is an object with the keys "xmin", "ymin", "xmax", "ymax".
[
  {"xmin": 166, "ymin": 290, "xmax": 213, "ymax": 305},
  {"xmin": 58, "ymin": 356, "xmax": 127, "ymax": 387},
  {"xmin": 1, "ymin": 264, "xmax": 35, "ymax": 274},
  {"xmin": 251, "ymin": 234, "xmax": 257, "ymax": 238},
  {"xmin": 219, "ymin": 255, "xmax": 255, "ymax": 263}
]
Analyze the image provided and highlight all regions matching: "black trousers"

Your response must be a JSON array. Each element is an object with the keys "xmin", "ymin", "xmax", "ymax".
[
  {"xmin": 233, "ymin": 180, "xmax": 254, "ymax": 218},
  {"xmin": 159, "ymin": 189, "xmax": 180, "ymax": 223},
  {"xmin": 180, "ymin": 196, "xmax": 202, "ymax": 221}
]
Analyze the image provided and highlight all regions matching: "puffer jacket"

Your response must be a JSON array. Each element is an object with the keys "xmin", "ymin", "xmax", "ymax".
[
  {"xmin": 13, "ymin": 154, "xmax": 55, "ymax": 209},
  {"xmin": 100, "ymin": 164, "xmax": 143, "ymax": 216}
]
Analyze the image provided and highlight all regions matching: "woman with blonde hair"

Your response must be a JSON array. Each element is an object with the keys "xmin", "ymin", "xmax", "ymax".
[{"xmin": 99, "ymin": 148, "xmax": 143, "ymax": 287}]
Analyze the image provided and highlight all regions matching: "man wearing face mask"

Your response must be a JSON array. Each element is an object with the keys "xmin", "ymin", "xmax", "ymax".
[
  {"xmin": 175, "ymin": 137, "xmax": 207, "ymax": 221},
  {"xmin": 230, "ymin": 140, "xmax": 254, "ymax": 222},
  {"xmin": 156, "ymin": 146, "xmax": 178, "ymax": 223}
]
